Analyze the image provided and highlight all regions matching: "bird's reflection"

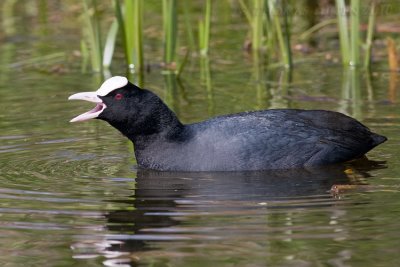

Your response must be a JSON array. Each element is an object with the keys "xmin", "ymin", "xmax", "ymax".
[{"xmin": 103, "ymin": 159, "xmax": 386, "ymax": 266}]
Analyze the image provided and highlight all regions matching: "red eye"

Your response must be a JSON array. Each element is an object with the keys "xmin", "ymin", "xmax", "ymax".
[{"xmin": 115, "ymin": 93, "xmax": 123, "ymax": 100}]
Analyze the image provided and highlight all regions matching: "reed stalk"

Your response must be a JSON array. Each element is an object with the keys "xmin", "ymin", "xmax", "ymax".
[
  {"xmin": 82, "ymin": 0, "xmax": 103, "ymax": 72},
  {"xmin": 251, "ymin": 0, "xmax": 264, "ymax": 52},
  {"xmin": 264, "ymin": 2, "xmax": 275, "ymax": 59},
  {"xmin": 123, "ymin": 0, "xmax": 143, "ymax": 73},
  {"xmin": 335, "ymin": 0, "xmax": 350, "ymax": 65},
  {"xmin": 270, "ymin": 0, "xmax": 292, "ymax": 68},
  {"xmin": 350, "ymin": 0, "xmax": 360, "ymax": 66},
  {"xmin": 182, "ymin": 0, "xmax": 196, "ymax": 52},
  {"xmin": 102, "ymin": 18, "xmax": 118, "ymax": 69},
  {"xmin": 281, "ymin": 0, "xmax": 292, "ymax": 68},
  {"xmin": 237, "ymin": 0, "xmax": 292, "ymax": 67},
  {"xmin": 162, "ymin": 0, "xmax": 177, "ymax": 65},
  {"xmin": 238, "ymin": 0, "xmax": 265, "ymax": 53},
  {"xmin": 133, "ymin": 0, "xmax": 144, "ymax": 73},
  {"xmin": 199, "ymin": 0, "xmax": 211, "ymax": 56},
  {"xmin": 364, "ymin": 1, "xmax": 376, "ymax": 68},
  {"xmin": 299, "ymin": 19, "xmax": 337, "ymax": 41},
  {"xmin": 114, "ymin": 0, "xmax": 128, "ymax": 65},
  {"xmin": 124, "ymin": 0, "xmax": 134, "ymax": 67},
  {"xmin": 335, "ymin": 0, "xmax": 364, "ymax": 67}
]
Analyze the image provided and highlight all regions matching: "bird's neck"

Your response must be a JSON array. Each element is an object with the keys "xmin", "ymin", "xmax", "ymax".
[{"xmin": 108, "ymin": 98, "xmax": 185, "ymax": 150}]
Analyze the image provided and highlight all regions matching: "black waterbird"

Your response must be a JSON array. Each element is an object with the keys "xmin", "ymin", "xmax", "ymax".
[{"xmin": 68, "ymin": 76, "xmax": 386, "ymax": 171}]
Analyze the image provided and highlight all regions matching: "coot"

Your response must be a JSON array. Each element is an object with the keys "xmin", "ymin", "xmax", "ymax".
[{"xmin": 68, "ymin": 76, "xmax": 386, "ymax": 171}]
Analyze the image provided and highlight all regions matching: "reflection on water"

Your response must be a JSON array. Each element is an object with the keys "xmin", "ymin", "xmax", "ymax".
[{"xmin": 65, "ymin": 161, "xmax": 386, "ymax": 266}]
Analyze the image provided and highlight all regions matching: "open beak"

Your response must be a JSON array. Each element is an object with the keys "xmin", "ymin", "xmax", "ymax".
[{"xmin": 68, "ymin": 92, "xmax": 107, "ymax": 122}]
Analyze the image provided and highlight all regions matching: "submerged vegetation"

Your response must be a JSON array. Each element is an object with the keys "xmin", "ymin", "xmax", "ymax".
[{"xmin": 79, "ymin": 0, "xmax": 399, "ymax": 77}]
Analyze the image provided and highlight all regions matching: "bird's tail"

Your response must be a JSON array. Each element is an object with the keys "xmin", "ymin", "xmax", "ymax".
[{"xmin": 371, "ymin": 133, "xmax": 387, "ymax": 147}]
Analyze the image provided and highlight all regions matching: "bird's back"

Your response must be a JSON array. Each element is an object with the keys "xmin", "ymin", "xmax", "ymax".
[{"xmin": 137, "ymin": 109, "xmax": 386, "ymax": 171}]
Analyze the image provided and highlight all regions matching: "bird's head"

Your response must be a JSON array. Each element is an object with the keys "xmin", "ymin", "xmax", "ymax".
[
  {"xmin": 68, "ymin": 76, "xmax": 182, "ymax": 139},
  {"xmin": 68, "ymin": 76, "xmax": 144, "ymax": 124}
]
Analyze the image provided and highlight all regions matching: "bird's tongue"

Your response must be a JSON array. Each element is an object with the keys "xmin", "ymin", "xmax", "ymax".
[
  {"xmin": 69, "ymin": 102, "xmax": 106, "ymax": 122},
  {"xmin": 68, "ymin": 92, "xmax": 106, "ymax": 122}
]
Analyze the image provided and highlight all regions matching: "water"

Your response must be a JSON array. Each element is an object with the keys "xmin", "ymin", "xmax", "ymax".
[{"xmin": 1, "ymin": 2, "xmax": 400, "ymax": 267}]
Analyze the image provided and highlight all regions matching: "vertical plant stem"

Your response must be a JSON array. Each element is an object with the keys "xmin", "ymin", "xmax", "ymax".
[
  {"xmin": 364, "ymin": 1, "xmax": 376, "ymax": 68},
  {"xmin": 238, "ymin": 0, "xmax": 252, "ymax": 24},
  {"xmin": 92, "ymin": 0, "xmax": 102, "ymax": 71},
  {"xmin": 252, "ymin": 0, "xmax": 264, "ymax": 52},
  {"xmin": 264, "ymin": 2, "xmax": 274, "ymax": 59},
  {"xmin": 163, "ymin": 0, "xmax": 177, "ymax": 65},
  {"xmin": 93, "ymin": 1, "xmax": 102, "ymax": 57},
  {"xmin": 133, "ymin": 0, "xmax": 143, "ymax": 73},
  {"xmin": 350, "ymin": 0, "xmax": 360, "ymax": 66},
  {"xmin": 124, "ymin": 0, "xmax": 143, "ymax": 73},
  {"xmin": 335, "ymin": 0, "xmax": 350, "ymax": 65},
  {"xmin": 103, "ymin": 18, "xmax": 119, "ymax": 69},
  {"xmin": 204, "ymin": 0, "xmax": 211, "ymax": 55},
  {"xmin": 198, "ymin": 20, "xmax": 204, "ymax": 55},
  {"xmin": 199, "ymin": 0, "xmax": 211, "ymax": 56},
  {"xmin": 182, "ymin": 1, "xmax": 196, "ymax": 51},
  {"xmin": 114, "ymin": 0, "xmax": 130, "ymax": 67},
  {"xmin": 82, "ymin": 0, "xmax": 102, "ymax": 72},
  {"xmin": 271, "ymin": 1, "xmax": 290, "ymax": 68},
  {"xmin": 124, "ymin": 0, "xmax": 134, "ymax": 66},
  {"xmin": 281, "ymin": 0, "xmax": 292, "ymax": 68}
]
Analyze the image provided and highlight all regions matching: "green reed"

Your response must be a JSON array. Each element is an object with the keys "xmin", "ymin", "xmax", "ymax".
[
  {"xmin": 102, "ymin": 18, "xmax": 118, "ymax": 69},
  {"xmin": 336, "ymin": 0, "xmax": 350, "ymax": 65},
  {"xmin": 364, "ymin": 1, "xmax": 376, "ymax": 68},
  {"xmin": 350, "ymin": 0, "xmax": 360, "ymax": 66},
  {"xmin": 239, "ymin": 0, "xmax": 292, "ymax": 68},
  {"xmin": 163, "ymin": 0, "xmax": 177, "ymax": 66},
  {"xmin": 124, "ymin": 0, "xmax": 143, "ymax": 73},
  {"xmin": 335, "ymin": 0, "xmax": 376, "ymax": 68},
  {"xmin": 252, "ymin": 0, "xmax": 263, "ymax": 51},
  {"xmin": 82, "ymin": 0, "xmax": 103, "ymax": 72},
  {"xmin": 239, "ymin": 0, "xmax": 263, "ymax": 52},
  {"xmin": 80, "ymin": 0, "xmax": 380, "ymax": 75},
  {"xmin": 269, "ymin": 0, "xmax": 292, "ymax": 68},
  {"xmin": 81, "ymin": 0, "xmax": 121, "ymax": 72},
  {"xmin": 198, "ymin": 0, "xmax": 211, "ymax": 56},
  {"xmin": 182, "ymin": 1, "xmax": 196, "ymax": 52}
]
